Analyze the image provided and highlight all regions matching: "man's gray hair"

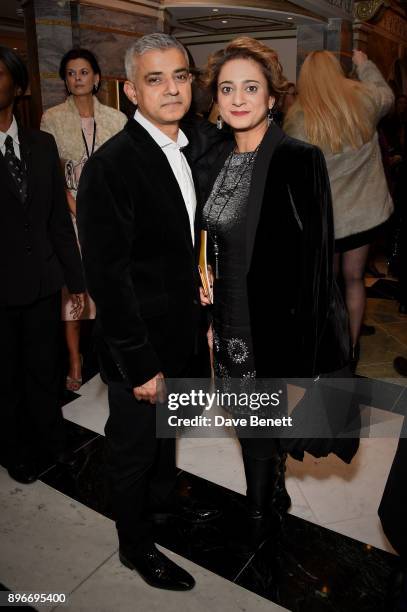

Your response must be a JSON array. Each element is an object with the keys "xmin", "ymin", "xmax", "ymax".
[{"xmin": 125, "ymin": 33, "xmax": 189, "ymax": 82}]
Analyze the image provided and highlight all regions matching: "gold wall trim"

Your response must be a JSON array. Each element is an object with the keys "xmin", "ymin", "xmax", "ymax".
[
  {"xmin": 40, "ymin": 72, "xmax": 126, "ymax": 81},
  {"xmin": 78, "ymin": 0, "xmax": 159, "ymax": 19},
  {"xmin": 36, "ymin": 19, "xmax": 147, "ymax": 37},
  {"xmin": 80, "ymin": 0, "xmax": 160, "ymax": 11},
  {"xmin": 354, "ymin": 0, "xmax": 388, "ymax": 21}
]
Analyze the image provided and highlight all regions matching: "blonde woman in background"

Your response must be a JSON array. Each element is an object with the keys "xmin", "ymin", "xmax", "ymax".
[
  {"xmin": 284, "ymin": 49, "xmax": 394, "ymax": 370},
  {"xmin": 41, "ymin": 48, "xmax": 127, "ymax": 391}
]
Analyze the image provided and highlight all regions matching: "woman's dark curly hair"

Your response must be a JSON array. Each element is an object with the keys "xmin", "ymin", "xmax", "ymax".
[{"xmin": 203, "ymin": 37, "xmax": 288, "ymax": 103}]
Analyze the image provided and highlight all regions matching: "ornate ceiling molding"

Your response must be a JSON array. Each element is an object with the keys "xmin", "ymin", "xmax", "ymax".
[
  {"xmin": 161, "ymin": 0, "xmax": 320, "ymax": 20},
  {"xmin": 354, "ymin": 0, "xmax": 388, "ymax": 21},
  {"xmin": 176, "ymin": 12, "xmax": 296, "ymax": 33}
]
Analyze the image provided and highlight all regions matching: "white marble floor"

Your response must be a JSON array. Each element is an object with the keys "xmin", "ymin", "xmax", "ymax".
[
  {"xmin": 63, "ymin": 374, "xmax": 400, "ymax": 555},
  {"xmin": 0, "ymin": 467, "xmax": 285, "ymax": 612}
]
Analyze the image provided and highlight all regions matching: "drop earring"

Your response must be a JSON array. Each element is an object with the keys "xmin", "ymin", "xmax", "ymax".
[
  {"xmin": 267, "ymin": 108, "xmax": 274, "ymax": 126},
  {"xmin": 216, "ymin": 115, "xmax": 224, "ymax": 130}
]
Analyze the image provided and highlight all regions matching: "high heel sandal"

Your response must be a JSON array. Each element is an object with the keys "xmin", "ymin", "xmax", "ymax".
[{"xmin": 66, "ymin": 355, "xmax": 83, "ymax": 392}]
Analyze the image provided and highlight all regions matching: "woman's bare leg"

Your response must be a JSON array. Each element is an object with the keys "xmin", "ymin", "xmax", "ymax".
[{"xmin": 65, "ymin": 320, "xmax": 82, "ymax": 389}]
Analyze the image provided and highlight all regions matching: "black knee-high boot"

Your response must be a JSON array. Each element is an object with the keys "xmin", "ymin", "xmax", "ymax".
[
  {"xmin": 272, "ymin": 452, "xmax": 292, "ymax": 515},
  {"xmin": 239, "ymin": 452, "xmax": 282, "ymax": 552},
  {"xmin": 242, "ymin": 452, "xmax": 280, "ymax": 518}
]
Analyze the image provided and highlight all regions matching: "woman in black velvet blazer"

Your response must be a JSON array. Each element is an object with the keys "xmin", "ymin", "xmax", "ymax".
[{"xmin": 199, "ymin": 37, "xmax": 353, "ymax": 547}]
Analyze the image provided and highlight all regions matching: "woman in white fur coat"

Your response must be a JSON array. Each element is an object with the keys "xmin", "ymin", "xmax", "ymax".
[{"xmin": 41, "ymin": 48, "xmax": 127, "ymax": 391}]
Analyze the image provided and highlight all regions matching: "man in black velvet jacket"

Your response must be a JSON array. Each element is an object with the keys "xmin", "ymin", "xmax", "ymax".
[
  {"xmin": 0, "ymin": 47, "xmax": 85, "ymax": 483},
  {"xmin": 77, "ymin": 34, "xmax": 220, "ymax": 591}
]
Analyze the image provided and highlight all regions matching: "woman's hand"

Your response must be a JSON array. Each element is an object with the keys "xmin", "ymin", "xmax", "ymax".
[
  {"xmin": 70, "ymin": 293, "xmax": 85, "ymax": 319},
  {"xmin": 200, "ymin": 286, "xmax": 212, "ymax": 306},
  {"xmin": 352, "ymin": 49, "xmax": 368, "ymax": 67},
  {"xmin": 200, "ymin": 264, "xmax": 214, "ymax": 306},
  {"xmin": 207, "ymin": 324, "xmax": 214, "ymax": 350}
]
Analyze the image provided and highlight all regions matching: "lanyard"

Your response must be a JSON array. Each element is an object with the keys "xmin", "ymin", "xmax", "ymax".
[{"xmin": 81, "ymin": 119, "xmax": 96, "ymax": 159}]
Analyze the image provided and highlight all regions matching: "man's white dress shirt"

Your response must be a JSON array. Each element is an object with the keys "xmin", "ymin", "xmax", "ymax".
[
  {"xmin": 134, "ymin": 109, "xmax": 196, "ymax": 246},
  {"xmin": 0, "ymin": 115, "xmax": 21, "ymax": 160}
]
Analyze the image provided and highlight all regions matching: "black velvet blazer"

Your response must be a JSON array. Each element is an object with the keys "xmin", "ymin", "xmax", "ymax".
[
  {"xmin": 77, "ymin": 119, "xmax": 202, "ymax": 387},
  {"xmin": 202, "ymin": 124, "xmax": 350, "ymax": 378},
  {"xmin": 1, "ymin": 127, "xmax": 85, "ymax": 306}
]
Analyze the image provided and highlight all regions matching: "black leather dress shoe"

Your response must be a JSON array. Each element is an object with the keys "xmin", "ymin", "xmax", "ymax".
[
  {"xmin": 394, "ymin": 357, "xmax": 407, "ymax": 378},
  {"xmin": 151, "ymin": 497, "xmax": 221, "ymax": 525},
  {"xmin": 119, "ymin": 545, "xmax": 195, "ymax": 590},
  {"xmin": 7, "ymin": 461, "xmax": 38, "ymax": 484}
]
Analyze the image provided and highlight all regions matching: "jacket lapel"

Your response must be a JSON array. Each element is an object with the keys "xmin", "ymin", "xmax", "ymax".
[
  {"xmin": 190, "ymin": 168, "xmax": 202, "ymax": 257},
  {"xmin": 124, "ymin": 119, "xmax": 194, "ymax": 253},
  {"xmin": 246, "ymin": 124, "xmax": 286, "ymax": 269}
]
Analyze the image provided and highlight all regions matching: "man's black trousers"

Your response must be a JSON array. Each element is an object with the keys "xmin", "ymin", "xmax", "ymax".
[{"xmin": 1, "ymin": 292, "xmax": 66, "ymax": 466}]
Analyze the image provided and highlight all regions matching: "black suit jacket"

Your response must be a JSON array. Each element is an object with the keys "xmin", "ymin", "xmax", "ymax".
[
  {"xmin": 202, "ymin": 123, "xmax": 350, "ymax": 378},
  {"xmin": 1, "ymin": 127, "xmax": 85, "ymax": 306},
  {"xmin": 76, "ymin": 119, "xmax": 201, "ymax": 387}
]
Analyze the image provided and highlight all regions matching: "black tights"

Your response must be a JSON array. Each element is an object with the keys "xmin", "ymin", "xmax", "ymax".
[{"xmin": 335, "ymin": 244, "xmax": 370, "ymax": 348}]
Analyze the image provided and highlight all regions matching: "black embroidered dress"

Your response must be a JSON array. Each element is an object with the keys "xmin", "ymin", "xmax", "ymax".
[{"xmin": 203, "ymin": 150, "xmax": 258, "ymax": 385}]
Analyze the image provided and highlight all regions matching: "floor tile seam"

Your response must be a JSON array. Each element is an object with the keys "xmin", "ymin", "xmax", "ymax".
[
  {"xmin": 358, "ymin": 360, "xmax": 403, "ymax": 368},
  {"xmin": 282, "ymin": 477, "xmax": 320, "ymax": 524},
  {"xmin": 231, "ymin": 549, "xmax": 258, "ymax": 583},
  {"xmin": 50, "ymin": 548, "xmax": 119, "ymax": 611},
  {"xmin": 321, "ymin": 515, "xmax": 392, "ymax": 529},
  {"xmin": 320, "ymin": 510, "xmax": 391, "ymax": 525},
  {"xmin": 376, "ymin": 328, "xmax": 407, "ymax": 350},
  {"xmin": 378, "ymin": 320, "xmax": 407, "ymax": 331},
  {"xmin": 62, "ymin": 416, "xmax": 103, "ymax": 438},
  {"xmin": 286, "ymin": 484, "xmax": 387, "ymax": 528},
  {"xmin": 363, "ymin": 316, "xmax": 400, "ymax": 330},
  {"xmin": 391, "ymin": 385, "xmax": 407, "ymax": 413}
]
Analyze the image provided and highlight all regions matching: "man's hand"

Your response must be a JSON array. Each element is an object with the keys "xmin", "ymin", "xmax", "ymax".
[
  {"xmin": 352, "ymin": 49, "xmax": 368, "ymax": 67},
  {"xmin": 133, "ymin": 372, "xmax": 165, "ymax": 405},
  {"xmin": 70, "ymin": 293, "xmax": 85, "ymax": 319}
]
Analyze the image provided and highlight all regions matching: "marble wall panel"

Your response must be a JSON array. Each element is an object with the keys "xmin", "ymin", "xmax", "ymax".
[
  {"xmin": 38, "ymin": 77, "xmax": 66, "ymax": 110},
  {"xmin": 296, "ymin": 24, "xmax": 326, "ymax": 73},
  {"xmin": 79, "ymin": 5, "xmax": 158, "ymax": 34},
  {"xmin": 33, "ymin": 0, "xmax": 71, "ymax": 22},
  {"xmin": 78, "ymin": 30, "xmax": 137, "ymax": 78},
  {"xmin": 327, "ymin": 18, "xmax": 353, "ymax": 72},
  {"xmin": 36, "ymin": 23, "xmax": 73, "ymax": 74}
]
